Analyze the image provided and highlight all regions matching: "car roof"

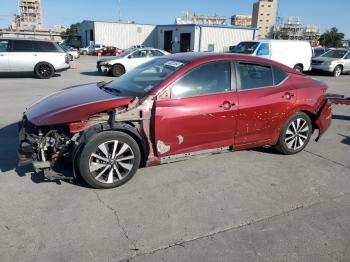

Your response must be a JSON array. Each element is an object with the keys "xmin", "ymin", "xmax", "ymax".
[
  {"xmin": 0, "ymin": 38, "xmax": 55, "ymax": 43},
  {"xmin": 165, "ymin": 52, "xmax": 299, "ymax": 74}
]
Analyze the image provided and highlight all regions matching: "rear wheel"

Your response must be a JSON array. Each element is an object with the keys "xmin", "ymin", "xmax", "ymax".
[
  {"xmin": 333, "ymin": 65, "xmax": 342, "ymax": 77},
  {"xmin": 275, "ymin": 112, "xmax": 312, "ymax": 155},
  {"xmin": 111, "ymin": 64, "xmax": 125, "ymax": 77},
  {"xmin": 78, "ymin": 131, "xmax": 141, "ymax": 189},
  {"xmin": 293, "ymin": 64, "xmax": 303, "ymax": 72},
  {"xmin": 34, "ymin": 62, "xmax": 54, "ymax": 79}
]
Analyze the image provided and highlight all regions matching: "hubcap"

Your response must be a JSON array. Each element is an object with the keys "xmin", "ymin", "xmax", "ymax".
[
  {"xmin": 89, "ymin": 140, "xmax": 135, "ymax": 184},
  {"xmin": 335, "ymin": 67, "xmax": 341, "ymax": 77},
  {"xmin": 285, "ymin": 118, "xmax": 310, "ymax": 151}
]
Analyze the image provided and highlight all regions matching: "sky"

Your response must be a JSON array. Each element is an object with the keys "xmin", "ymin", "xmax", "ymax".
[{"xmin": 0, "ymin": 0, "xmax": 349, "ymax": 38}]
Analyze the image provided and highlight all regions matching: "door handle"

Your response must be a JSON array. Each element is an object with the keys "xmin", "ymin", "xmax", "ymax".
[
  {"xmin": 0, "ymin": 54, "xmax": 4, "ymax": 56},
  {"xmin": 33, "ymin": 54, "xmax": 38, "ymax": 56},
  {"xmin": 282, "ymin": 92, "xmax": 295, "ymax": 100},
  {"xmin": 219, "ymin": 101, "xmax": 236, "ymax": 110}
]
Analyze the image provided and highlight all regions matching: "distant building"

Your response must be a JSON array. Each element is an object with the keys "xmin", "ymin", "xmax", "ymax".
[
  {"xmin": 78, "ymin": 20, "xmax": 257, "ymax": 52},
  {"xmin": 274, "ymin": 17, "xmax": 321, "ymax": 47},
  {"xmin": 231, "ymin": 15, "xmax": 252, "ymax": 27},
  {"xmin": 11, "ymin": 0, "xmax": 43, "ymax": 31},
  {"xmin": 175, "ymin": 11, "xmax": 226, "ymax": 25},
  {"xmin": 252, "ymin": 0, "xmax": 278, "ymax": 39}
]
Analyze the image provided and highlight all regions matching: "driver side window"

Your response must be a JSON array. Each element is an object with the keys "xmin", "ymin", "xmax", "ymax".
[
  {"xmin": 256, "ymin": 43, "xmax": 270, "ymax": 56},
  {"xmin": 131, "ymin": 50, "xmax": 147, "ymax": 58},
  {"xmin": 346, "ymin": 52, "xmax": 350, "ymax": 59},
  {"xmin": 0, "ymin": 40, "xmax": 9, "ymax": 52},
  {"xmin": 171, "ymin": 61, "xmax": 231, "ymax": 99}
]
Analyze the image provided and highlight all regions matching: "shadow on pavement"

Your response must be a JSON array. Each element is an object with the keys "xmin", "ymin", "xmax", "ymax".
[
  {"xmin": 333, "ymin": 114, "xmax": 350, "ymax": 121},
  {"xmin": 0, "ymin": 72, "xmax": 61, "ymax": 79},
  {"xmin": 0, "ymin": 122, "xmax": 90, "ymax": 188},
  {"xmin": 80, "ymin": 71, "xmax": 107, "ymax": 77},
  {"xmin": 339, "ymin": 134, "xmax": 350, "ymax": 146}
]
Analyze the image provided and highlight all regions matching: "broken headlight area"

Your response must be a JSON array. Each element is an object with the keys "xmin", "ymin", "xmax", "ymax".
[{"xmin": 18, "ymin": 116, "xmax": 75, "ymax": 180}]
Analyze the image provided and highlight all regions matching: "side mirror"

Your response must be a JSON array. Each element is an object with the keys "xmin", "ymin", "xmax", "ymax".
[{"xmin": 128, "ymin": 55, "xmax": 132, "ymax": 59}]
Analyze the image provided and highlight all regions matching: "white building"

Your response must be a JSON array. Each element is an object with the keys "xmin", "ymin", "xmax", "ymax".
[{"xmin": 78, "ymin": 20, "xmax": 257, "ymax": 52}]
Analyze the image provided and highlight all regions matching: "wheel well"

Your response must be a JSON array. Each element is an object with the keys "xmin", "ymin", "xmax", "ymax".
[
  {"xmin": 75, "ymin": 123, "xmax": 148, "ymax": 168},
  {"xmin": 34, "ymin": 61, "xmax": 56, "ymax": 72},
  {"xmin": 294, "ymin": 63, "xmax": 304, "ymax": 70},
  {"xmin": 301, "ymin": 110, "xmax": 317, "ymax": 131},
  {"xmin": 335, "ymin": 64, "xmax": 343, "ymax": 70}
]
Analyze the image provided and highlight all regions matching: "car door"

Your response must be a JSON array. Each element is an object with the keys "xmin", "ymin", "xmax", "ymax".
[
  {"xmin": 125, "ymin": 50, "xmax": 149, "ymax": 71},
  {"xmin": 154, "ymin": 60, "xmax": 238, "ymax": 158},
  {"xmin": 235, "ymin": 62, "xmax": 296, "ymax": 147},
  {"xmin": 0, "ymin": 40, "xmax": 10, "ymax": 71},
  {"xmin": 344, "ymin": 52, "xmax": 350, "ymax": 72},
  {"xmin": 255, "ymin": 43, "xmax": 271, "ymax": 59},
  {"xmin": 9, "ymin": 40, "xmax": 40, "ymax": 71}
]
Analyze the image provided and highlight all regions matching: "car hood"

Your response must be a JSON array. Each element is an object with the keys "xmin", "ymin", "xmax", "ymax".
[
  {"xmin": 25, "ymin": 83, "xmax": 134, "ymax": 126},
  {"xmin": 313, "ymin": 57, "xmax": 340, "ymax": 62}
]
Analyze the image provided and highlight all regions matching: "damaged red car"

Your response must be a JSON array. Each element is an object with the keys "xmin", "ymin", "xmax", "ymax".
[{"xmin": 18, "ymin": 53, "xmax": 332, "ymax": 189}]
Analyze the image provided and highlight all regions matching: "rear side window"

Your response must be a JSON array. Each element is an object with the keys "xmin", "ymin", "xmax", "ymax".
[
  {"xmin": 171, "ymin": 61, "xmax": 231, "ymax": 99},
  {"xmin": 238, "ymin": 63, "xmax": 273, "ymax": 90},
  {"xmin": 273, "ymin": 67, "xmax": 288, "ymax": 85},
  {"xmin": 11, "ymin": 40, "xmax": 59, "ymax": 52},
  {"xmin": 0, "ymin": 40, "xmax": 9, "ymax": 52}
]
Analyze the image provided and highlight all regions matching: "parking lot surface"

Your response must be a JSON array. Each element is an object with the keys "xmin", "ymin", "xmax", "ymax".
[{"xmin": 0, "ymin": 56, "xmax": 349, "ymax": 262}]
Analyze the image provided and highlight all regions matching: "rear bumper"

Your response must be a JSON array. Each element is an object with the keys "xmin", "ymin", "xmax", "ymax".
[{"xmin": 315, "ymin": 100, "xmax": 332, "ymax": 141}]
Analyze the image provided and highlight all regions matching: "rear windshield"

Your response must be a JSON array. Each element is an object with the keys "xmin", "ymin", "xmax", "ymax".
[
  {"xmin": 11, "ymin": 40, "xmax": 63, "ymax": 53},
  {"xmin": 232, "ymin": 42, "xmax": 260, "ymax": 54}
]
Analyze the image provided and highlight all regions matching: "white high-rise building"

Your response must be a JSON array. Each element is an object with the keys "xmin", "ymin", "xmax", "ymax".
[{"xmin": 252, "ymin": 0, "xmax": 278, "ymax": 39}]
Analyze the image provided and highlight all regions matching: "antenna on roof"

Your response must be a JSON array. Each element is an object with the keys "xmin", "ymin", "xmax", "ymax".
[{"xmin": 117, "ymin": 0, "xmax": 122, "ymax": 22}]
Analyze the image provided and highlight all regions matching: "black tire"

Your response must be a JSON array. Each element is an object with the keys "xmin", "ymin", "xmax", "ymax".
[
  {"xmin": 333, "ymin": 65, "xmax": 342, "ymax": 77},
  {"xmin": 274, "ymin": 112, "xmax": 312, "ymax": 155},
  {"xmin": 293, "ymin": 64, "xmax": 303, "ymax": 72},
  {"xmin": 34, "ymin": 62, "xmax": 55, "ymax": 79},
  {"xmin": 78, "ymin": 131, "xmax": 141, "ymax": 189},
  {"xmin": 111, "ymin": 64, "xmax": 125, "ymax": 77}
]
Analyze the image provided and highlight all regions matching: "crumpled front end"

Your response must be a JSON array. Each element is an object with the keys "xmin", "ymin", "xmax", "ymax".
[{"xmin": 18, "ymin": 115, "xmax": 75, "ymax": 180}]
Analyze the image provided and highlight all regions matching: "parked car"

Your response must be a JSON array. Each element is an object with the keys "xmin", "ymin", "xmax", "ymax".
[
  {"xmin": 311, "ymin": 48, "xmax": 350, "ymax": 77},
  {"xmin": 97, "ymin": 47, "xmax": 170, "ymax": 77},
  {"xmin": 18, "ymin": 53, "xmax": 332, "ymax": 189},
  {"xmin": 0, "ymin": 38, "xmax": 69, "ymax": 79},
  {"xmin": 80, "ymin": 46, "xmax": 90, "ymax": 55},
  {"xmin": 312, "ymin": 47, "xmax": 330, "ymax": 58},
  {"xmin": 88, "ymin": 44, "xmax": 106, "ymax": 55},
  {"xmin": 59, "ymin": 43, "xmax": 80, "ymax": 61},
  {"xmin": 232, "ymin": 40, "xmax": 312, "ymax": 72},
  {"xmin": 95, "ymin": 46, "xmax": 123, "ymax": 56}
]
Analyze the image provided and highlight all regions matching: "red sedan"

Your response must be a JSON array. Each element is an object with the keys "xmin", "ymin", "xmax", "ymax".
[
  {"xmin": 18, "ymin": 53, "xmax": 332, "ymax": 189},
  {"xmin": 95, "ymin": 46, "xmax": 123, "ymax": 56}
]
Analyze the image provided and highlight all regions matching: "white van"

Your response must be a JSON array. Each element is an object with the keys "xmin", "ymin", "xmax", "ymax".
[{"xmin": 232, "ymin": 40, "xmax": 312, "ymax": 72}]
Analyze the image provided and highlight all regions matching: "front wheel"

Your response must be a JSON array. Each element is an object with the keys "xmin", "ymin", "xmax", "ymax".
[
  {"xmin": 78, "ymin": 131, "xmax": 141, "ymax": 189},
  {"xmin": 275, "ymin": 112, "xmax": 312, "ymax": 155},
  {"xmin": 110, "ymin": 64, "xmax": 125, "ymax": 77},
  {"xmin": 293, "ymin": 64, "xmax": 303, "ymax": 72}
]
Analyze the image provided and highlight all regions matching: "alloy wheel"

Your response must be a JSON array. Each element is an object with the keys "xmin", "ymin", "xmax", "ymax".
[
  {"xmin": 38, "ymin": 64, "xmax": 53, "ymax": 78},
  {"xmin": 89, "ymin": 140, "xmax": 135, "ymax": 184},
  {"xmin": 285, "ymin": 118, "xmax": 310, "ymax": 151},
  {"xmin": 335, "ymin": 67, "xmax": 342, "ymax": 77}
]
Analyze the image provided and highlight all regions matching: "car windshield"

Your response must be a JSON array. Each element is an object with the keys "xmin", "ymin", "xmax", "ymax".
[
  {"xmin": 232, "ymin": 42, "xmax": 260, "ymax": 54},
  {"xmin": 321, "ymin": 50, "xmax": 347, "ymax": 58},
  {"xmin": 118, "ymin": 49, "xmax": 135, "ymax": 58},
  {"xmin": 103, "ymin": 58, "xmax": 187, "ymax": 97}
]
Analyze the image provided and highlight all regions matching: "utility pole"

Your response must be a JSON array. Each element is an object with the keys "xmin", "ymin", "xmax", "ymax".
[{"xmin": 117, "ymin": 0, "xmax": 121, "ymax": 22}]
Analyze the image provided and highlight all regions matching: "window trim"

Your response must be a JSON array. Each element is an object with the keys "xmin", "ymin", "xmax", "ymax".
[
  {"xmin": 235, "ymin": 61, "xmax": 289, "ymax": 92},
  {"xmin": 168, "ymin": 60, "xmax": 235, "ymax": 100}
]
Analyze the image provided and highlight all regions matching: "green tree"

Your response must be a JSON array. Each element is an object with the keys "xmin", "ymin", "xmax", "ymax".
[
  {"xmin": 319, "ymin": 27, "xmax": 345, "ymax": 48},
  {"xmin": 62, "ymin": 23, "xmax": 81, "ymax": 36}
]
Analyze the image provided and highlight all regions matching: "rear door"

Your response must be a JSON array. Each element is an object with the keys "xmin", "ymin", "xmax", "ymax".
[
  {"xmin": 0, "ymin": 40, "xmax": 10, "ymax": 71},
  {"xmin": 9, "ymin": 40, "xmax": 40, "ymax": 71},
  {"xmin": 344, "ymin": 52, "xmax": 350, "ymax": 72},
  {"xmin": 125, "ymin": 50, "xmax": 149, "ymax": 71},
  {"xmin": 235, "ymin": 62, "xmax": 296, "ymax": 147},
  {"xmin": 154, "ymin": 60, "xmax": 238, "ymax": 158}
]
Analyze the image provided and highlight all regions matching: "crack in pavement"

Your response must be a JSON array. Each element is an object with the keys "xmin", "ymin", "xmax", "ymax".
[
  {"xmin": 119, "ymin": 192, "xmax": 350, "ymax": 262},
  {"xmin": 93, "ymin": 191, "xmax": 139, "ymax": 255},
  {"xmin": 304, "ymin": 150, "xmax": 350, "ymax": 170}
]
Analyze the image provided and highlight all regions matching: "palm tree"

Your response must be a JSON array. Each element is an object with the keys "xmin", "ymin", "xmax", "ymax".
[{"xmin": 319, "ymin": 27, "xmax": 345, "ymax": 48}]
